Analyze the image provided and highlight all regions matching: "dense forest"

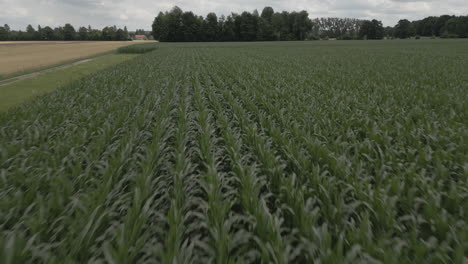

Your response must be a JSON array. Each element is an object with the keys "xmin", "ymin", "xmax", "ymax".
[
  {"xmin": 0, "ymin": 24, "xmax": 132, "ymax": 41},
  {"xmin": 152, "ymin": 6, "xmax": 468, "ymax": 42}
]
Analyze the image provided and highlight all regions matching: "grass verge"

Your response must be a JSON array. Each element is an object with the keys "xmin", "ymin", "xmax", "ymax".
[
  {"xmin": 0, "ymin": 50, "xmax": 118, "ymax": 82},
  {"xmin": 0, "ymin": 53, "xmax": 137, "ymax": 112}
]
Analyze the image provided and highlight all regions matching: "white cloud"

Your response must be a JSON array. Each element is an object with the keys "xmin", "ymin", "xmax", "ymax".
[
  {"xmin": 0, "ymin": 0, "xmax": 467, "ymax": 30},
  {"xmin": 119, "ymin": 14, "xmax": 128, "ymax": 20}
]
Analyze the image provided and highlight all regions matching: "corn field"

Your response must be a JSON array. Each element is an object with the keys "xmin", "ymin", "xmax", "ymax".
[{"xmin": 0, "ymin": 40, "xmax": 467, "ymax": 263}]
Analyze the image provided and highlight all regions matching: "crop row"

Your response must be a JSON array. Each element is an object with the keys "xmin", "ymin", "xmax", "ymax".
[{"xmin": 0, "ymin": 41, "xmax": 467, "ymax": 263}]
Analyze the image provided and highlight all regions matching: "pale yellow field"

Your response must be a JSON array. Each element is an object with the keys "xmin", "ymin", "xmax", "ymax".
[{"xmin": 0, "ymin": 41, "xmax": 135, "ymax": 76}]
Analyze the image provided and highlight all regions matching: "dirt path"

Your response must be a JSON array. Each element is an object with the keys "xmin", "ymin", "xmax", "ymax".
[{"xmin": 0, "ymin": 58, "xmax": 95, "ymax": 87}]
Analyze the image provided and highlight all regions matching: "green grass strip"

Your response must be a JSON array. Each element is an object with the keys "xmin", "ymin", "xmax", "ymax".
[{"xmin": 0, "ymin": 54, "xmax": 137, "ymax": 112}]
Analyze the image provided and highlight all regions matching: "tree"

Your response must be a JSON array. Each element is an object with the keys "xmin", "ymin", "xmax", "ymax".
[
  {"xmin": 313, "ymin": 17, "xmax": 362, "ymax": 39},
  {"xmin": 54, "ymin": 27, "xmax": 64, "ymax": 40},
  {"xmin": 415, "ymin": 16, "xmax": 438, "ymax": 36},
  {"xmin": 88, "ymin": 28, "xmax": 102, "ymax": 40},
  {"xmin": 359, "ymin": 19, "xmax": 384, "ymax": 39},
  {"xmin": 257, "ymin": 7, "xmax": 276, "ymax": 41},
  {"xmin": 36, "ymin": 25, "xmax": 43, "ymax": 40},
  {"xmin": 63, "ymin": 23, "xmax": 76, "ymax": 40},
  {"xmin": 78, "ymin": 27, "xmax": 88, "ymax": 40},
  {"xmin": 261, "ymin": 7, "xmax": 274, "ymax": 23},
  {"xmin": 115, "ymin": 29, "xmax": 126, "ymax": 40},
  {"xmin": 271, "ymin": 12, "xmax": 288, "ymax": 40},
  {"xmin": 394, "ymin": 19, "xmax": 414, "ymax": 38},
  {"xmin": 0, "ymin": 26, "xmax": 8, "ymax": 41},
  {"xmin": 444, "ymin": 16, "xmax": 468, "ymax": 38},
  {"xmin": 434, "ymin": 15, "xmax": 453, "ymax": 36},
  {"xmin": 384, "ymin": 26, "xmax": 394, "ymax": 38},
  {"xmin": 205, "ymin": 13, "xmax": 219, "ymax": 41},
  {"xmin": 42, "ymin": 26, "xmax": 54, "ymax": 40},
  {"xmin": 136, "ymin": 29, "xmax": 146, "ymax": 35},
  {"xmin": 257, "ymin": 18, "xmax": 275, "ymax": 41},
  {"xmin": 0, "ymin": 24, "xmax": 10, "ymax": 40},
  {"xmin": 124, "ymin": 26, "xmax": 129, "ymax": 39},
  {"xmin": 167, "ymin": 6, "xmax": 184, "ymax": 41},
  {"xmin": 181, "ymin": 11, "xmax": 202, "ymax": 41},
  {"xmin": 101, "ymin": 26, "xmax": 114, "ymax": 40},
  {"xmin": 237, "ymin": 11, "xmax": 258, "ymax": 41},
  {"xmin": 26, "ymin": 24, "xmax": 36, "ymax": 40},
  {"xmin": 152, "ymin": 12, "xmax": 166, "ymax": 40},
  {"xmin": 292, "ymin": 11, "xmax": 312, "ymax": 40},
  {"xmin": 220, "ymin": 15, "xmax": 236, "ymax": 41},
  {"xmin": 152, "ymin": 6, "xmax": 185, "ymax": 41}
]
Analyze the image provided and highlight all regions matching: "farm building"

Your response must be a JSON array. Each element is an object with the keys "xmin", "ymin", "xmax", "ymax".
[{"xmin": 134, "ymin": 35, "xmax": 147, "ymax": 40}]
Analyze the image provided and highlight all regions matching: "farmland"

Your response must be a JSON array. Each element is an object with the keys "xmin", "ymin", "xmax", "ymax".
[
  {"xmin": 0, "ymin": 54, "xmax": 138, "ymax": 112},
  {"xmin": 0, "ymin": 40, "xmax": 467, "ymax": 263},
  {"xmin": 0, "ymin": 41, "xmax": 137, "ymax": 77}
]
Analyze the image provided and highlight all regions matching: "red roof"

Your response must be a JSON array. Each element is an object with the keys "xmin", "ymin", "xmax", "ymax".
[{"xmin": 135, "ymin": 35, "xmax": 146, "ymax": 38}]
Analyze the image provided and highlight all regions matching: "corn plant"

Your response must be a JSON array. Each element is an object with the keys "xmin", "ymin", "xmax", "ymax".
[{"xmin": 1, "ymin": 40, "xmax": 467, "ymax": 263}]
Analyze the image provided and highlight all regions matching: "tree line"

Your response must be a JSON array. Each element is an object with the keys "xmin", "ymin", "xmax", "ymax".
[
  {"xmin": 0, "ymin": 24, "xmax": 130, "ymax": 41},
  {"xmin": 152, "ymin": 6, "xmax": 468, "ymax": 41},
  {"xmin": 151, "ymin": 6, "xmax": 387, "ymax": 42},
  {"xmin": 390, "ymin": 16, "xmax": 468, "ymax": 39},
  {"xmin": 152, "ymin": 6, "xmax": 313, "ymax": 42},
  {"xmin": 1, "ymin": 8, "xmax": 466, "ymax": 42}
]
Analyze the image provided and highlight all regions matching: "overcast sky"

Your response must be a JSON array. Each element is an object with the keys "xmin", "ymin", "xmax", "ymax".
[{"xmin": 1, "ymin": 0, "xmax": 467, "ymax": 31}]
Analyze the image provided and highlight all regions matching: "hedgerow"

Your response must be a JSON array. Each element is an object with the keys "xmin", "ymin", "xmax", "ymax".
[{"xmin": 117, "ymin": 43, "xmax": 158, "ymax": 54}]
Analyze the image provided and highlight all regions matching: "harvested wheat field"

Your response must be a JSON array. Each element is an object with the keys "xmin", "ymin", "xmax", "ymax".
[{"xmin": 0, "ymin": 41, "xmax": 135, "ymax": 76}]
